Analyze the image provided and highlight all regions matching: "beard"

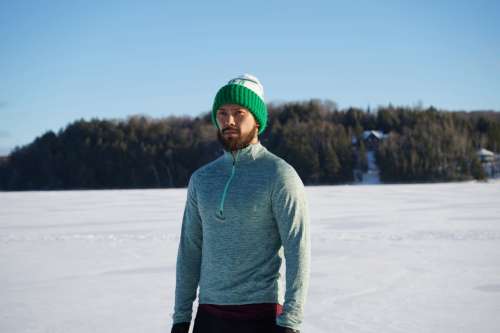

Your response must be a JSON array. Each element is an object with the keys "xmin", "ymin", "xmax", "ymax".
[{"xmin": 217, "ymin": 124, "xmax": 259, "ymax": 152}]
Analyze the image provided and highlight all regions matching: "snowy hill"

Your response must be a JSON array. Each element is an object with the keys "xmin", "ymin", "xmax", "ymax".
[{"xmin": 1, "ymin": 181, "xmax": 500, "ymax": 332}]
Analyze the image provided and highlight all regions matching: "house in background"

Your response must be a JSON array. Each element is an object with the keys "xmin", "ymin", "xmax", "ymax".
[
  {"xmin": 477, "ymin": 148, "xmax": 494, "ymax": 163},
  {"xmin": 352, "ymin": 130, "xmax": 389, "ymax": 148},
  {"xmin": 477, "ymin": 148, "xmax": 500, "ymax": 178},
  {"xmin": 351, "ymin": 130, "xmax": 389, "ymax": 184},
  {"xmin": 361, "ymin": 130, "xmax": 388, "ymax": 150}
]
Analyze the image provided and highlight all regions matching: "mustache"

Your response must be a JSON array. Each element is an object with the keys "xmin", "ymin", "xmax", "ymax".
[{"xmin": 222, "ymin": 127, "xmax": 240, "ymax": 133}]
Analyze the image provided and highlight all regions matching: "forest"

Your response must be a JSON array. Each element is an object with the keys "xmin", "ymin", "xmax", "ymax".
[{"xmin": 1, "ymin": 100, "xmax": 499, "ymax": 190}]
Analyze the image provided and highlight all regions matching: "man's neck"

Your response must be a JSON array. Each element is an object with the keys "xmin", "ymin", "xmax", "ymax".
[{"xmin": 231, "ymin": 140, "xmax": 259, "ymax": 158}]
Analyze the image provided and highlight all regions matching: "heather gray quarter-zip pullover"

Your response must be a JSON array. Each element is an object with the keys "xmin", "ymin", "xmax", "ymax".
[{"xmin": 173, "ymin": 142, "xmax": 310, "ymax": 330}]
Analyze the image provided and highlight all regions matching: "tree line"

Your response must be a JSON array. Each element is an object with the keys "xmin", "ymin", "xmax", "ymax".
[{"xmin": 1, "ymin": 100, "xmax": 499, "ymax": 190}]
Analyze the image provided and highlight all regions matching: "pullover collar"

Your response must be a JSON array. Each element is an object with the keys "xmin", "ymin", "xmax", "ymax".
[{"xmin": 223, "ymin": 142, "xmax": 265, "ymax": 164}]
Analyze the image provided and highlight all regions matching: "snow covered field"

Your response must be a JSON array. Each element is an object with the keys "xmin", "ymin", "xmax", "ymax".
[{"xmin": 1, "ymin": 181, "xmax": 500, "ymax": 333}]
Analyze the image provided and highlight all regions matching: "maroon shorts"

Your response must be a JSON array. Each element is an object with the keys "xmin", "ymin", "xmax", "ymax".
[{"xmin": 193, "ymin": 303, "xmax": 283, "ymax": 333}]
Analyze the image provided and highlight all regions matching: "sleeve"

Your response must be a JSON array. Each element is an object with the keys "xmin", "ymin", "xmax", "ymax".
[
  {"xmin": 172, "ymin": 174, "xmax": 203, "ymax": 324},
  {"xmin": 271, "ymin": 164, "xmax": 311, "ymax": 330}
]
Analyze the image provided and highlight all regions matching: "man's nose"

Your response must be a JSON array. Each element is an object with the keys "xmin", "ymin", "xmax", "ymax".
[{"xmin": 226, "ymin": 114, "xmax": 236, "ymax": 126}]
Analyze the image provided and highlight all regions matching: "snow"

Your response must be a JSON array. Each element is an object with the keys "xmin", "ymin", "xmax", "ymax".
[
  {"xmin": 477, "ymin": 148, "xmax": 495, "ymax": 157},
  {"xmin": 362, "ymin": 130, "xmax": 385, "ymax": 140},
  {"xmin": 1, "ymin": 181, "xmax": 500, "ymax": 332},
  {"xmin": 359, "ymin": 151, "xmax": 381, "ymax": 185}
]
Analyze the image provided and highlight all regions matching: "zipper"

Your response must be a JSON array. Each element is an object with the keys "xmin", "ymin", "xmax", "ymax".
[{"xmin": 217, "ymin": 150, "xmax": 240, "ymax": 219}]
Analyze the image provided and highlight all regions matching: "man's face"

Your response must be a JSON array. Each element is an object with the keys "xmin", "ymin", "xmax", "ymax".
[{"xmin": 216, "ymin": 104, "xmax": 259, "ymax": 152}]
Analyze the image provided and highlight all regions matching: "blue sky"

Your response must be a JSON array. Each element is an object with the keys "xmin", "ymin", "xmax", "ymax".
[{"xmin": 1, "ymin": 0, "xmax": 499, "ymax": 155}]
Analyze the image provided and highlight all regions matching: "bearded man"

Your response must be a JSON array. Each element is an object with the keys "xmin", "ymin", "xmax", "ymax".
[{"xmin": 171, "ymin": 74, "xmax": 310, "ymax": 333}]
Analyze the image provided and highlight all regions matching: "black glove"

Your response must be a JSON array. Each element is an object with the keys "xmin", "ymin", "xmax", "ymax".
[
  {"xmin": 276, "ymin": 325, "xmax": 300, "ymax": 333},
  {"xmin": 171, "ymin": 322, "xmax": 190, "ymax": 333}
]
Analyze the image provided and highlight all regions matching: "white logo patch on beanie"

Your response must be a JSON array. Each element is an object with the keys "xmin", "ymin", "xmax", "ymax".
[{"xmin": 227, "ymin": 74, "xmax": 265, "ymax": 101}]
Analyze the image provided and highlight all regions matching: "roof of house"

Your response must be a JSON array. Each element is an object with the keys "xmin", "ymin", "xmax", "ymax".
[
  {"xmin": 363, "ymin": 130, "xmax": 385, "ymax": 140},
  {"xmin": 477, "ymin": 148, "xmax": 495, "ymax": 156}
]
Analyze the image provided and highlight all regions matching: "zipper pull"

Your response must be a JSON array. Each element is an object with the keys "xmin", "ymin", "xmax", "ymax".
[
  {"xmin": 215, "ymin": 210, "xmax": 225, "ymax": 221},
  {"xmin": 233, "ymin": 150, "xmax": 240, "ymax": 165}
]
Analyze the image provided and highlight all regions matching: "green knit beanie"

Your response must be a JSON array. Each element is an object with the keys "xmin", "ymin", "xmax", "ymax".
[{"xmin": 211, "ymin": 74, "xmax": 267, "ymax": 135}]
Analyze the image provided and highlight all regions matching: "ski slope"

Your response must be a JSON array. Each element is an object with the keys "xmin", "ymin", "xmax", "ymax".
[{"xmin": 1, "ymin": 181, "xmax": 500, "ymax": 332}]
